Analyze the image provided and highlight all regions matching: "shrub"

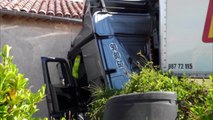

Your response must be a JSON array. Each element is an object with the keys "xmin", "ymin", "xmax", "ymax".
[
  {"xmin": 189, "ymin": 75, "xmax": 213, "ymax": 120},
  {"xmin": 88, "ymin": 62, "xmax": 213, "ymax": 120},
  {"xmin": 0, "ymin": 45, "xmax": 46, "ymax": 120},
  {"xmin": 88, "ymin": 85, "xmax": 117, "ymax": 120}
]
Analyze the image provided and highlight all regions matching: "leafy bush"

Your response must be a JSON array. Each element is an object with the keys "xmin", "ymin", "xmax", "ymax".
[
  {"xmin": 0, "ymin": 45, "xmax": 46, "ymax": 120},
  {"xmin": 189, "ymin": 75, "xmax": 213, "ymax": 120},
  {"xmin": 88, "ymin": 85, "xmax": 117, "ymax": 120},
  {"xmin": 88, "ymin": 62, "xmax": 213, "ymax": 120}
]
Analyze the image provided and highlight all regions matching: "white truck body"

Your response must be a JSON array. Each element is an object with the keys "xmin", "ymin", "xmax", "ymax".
[{"xmin": 160, "ymin": 0, "xmax": 213, "ymax": 77}]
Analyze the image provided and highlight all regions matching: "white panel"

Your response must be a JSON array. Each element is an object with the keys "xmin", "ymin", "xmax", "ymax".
[{"xmin": 160, "ymin": 0, "xmax": 213, "ymax": 77}]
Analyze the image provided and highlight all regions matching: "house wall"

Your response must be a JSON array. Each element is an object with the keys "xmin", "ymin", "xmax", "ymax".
[{"xmin": 0, "ymin": 15, "xmax": 82, "ymax": 118}]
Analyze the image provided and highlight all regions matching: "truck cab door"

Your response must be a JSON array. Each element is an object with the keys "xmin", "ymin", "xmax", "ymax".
[
  {"xmin": 41, "ymin": 57, "xmax": 78, "ymax": 118},
  {"xmin": 81, "ymin": 39, "xmax": 106, "ymax": 88}
]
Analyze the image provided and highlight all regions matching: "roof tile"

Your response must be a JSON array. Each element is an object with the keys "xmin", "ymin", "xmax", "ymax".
[
  {"xmin": 0, "ymin": 0, "xmax": 84, "ymax": 19},
  {"xmin": 39, "ymin": 0, "xmax": 48, "ymax": 14},
  {"xmin": 66, "ymin": 0, "xmax": 78, "ymax": 18},
  {"xmin": 56, "ymin": 0, "xmax": 63, "ymax": 16},
  {"xmin": 4, "ymin": 0, "xmax": 19, "ymax": 10},
  {"xmin": 19, "ymin": 0, "xmax": 29, "ymax": 10},
  {"xmin": 47, "ymin": 0, "xmax": 55, "ymax": 15},
  {"xmin": 0, "ymin": 0, "xmax": 9, "ymax": 8},
  {"xmin": 22, "ymin": 0, "xmax": 36, "ymax": 12},
  {"xmin": 61, "ymin": 0, "xmax": 70, "ymax": 17},
  {"xmin": 30, "ymin": 0, "xmax": 43, "ymax": 13}
]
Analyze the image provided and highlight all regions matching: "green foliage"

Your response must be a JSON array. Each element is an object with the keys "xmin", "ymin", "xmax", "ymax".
[
  {"xmin": 189, "ymin": 75, "xmax": 213, "ymax": 120},
  {"xmin": 88, "ymin": 62, "xmax": 213, "ymax": 120},
  {"xmin": 0, "ymin": 45, "xmax": 46, "ymax": 120},
  {"xmin": 87, "ymin": 84, "xmax": 117, "ymax": 120}
]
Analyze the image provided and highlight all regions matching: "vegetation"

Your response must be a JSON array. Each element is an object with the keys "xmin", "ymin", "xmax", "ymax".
[
  {"xmin": 0, "ymin": 45, "xmax": 46, "ymax": 120},
  {"xmin": 88, "ymin": 62, "xmax": 213, "ymax": 120}
]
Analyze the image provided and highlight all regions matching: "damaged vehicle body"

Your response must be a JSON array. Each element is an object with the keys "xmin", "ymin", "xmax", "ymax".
[{"xmin": 42, "ymin": 0, "xmax": 159, "ymax": 119}]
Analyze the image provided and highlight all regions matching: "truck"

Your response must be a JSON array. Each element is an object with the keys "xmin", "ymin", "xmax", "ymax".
[{"xmin": 41, "ymin": 0, "xmax": 213, "ymax": 119}]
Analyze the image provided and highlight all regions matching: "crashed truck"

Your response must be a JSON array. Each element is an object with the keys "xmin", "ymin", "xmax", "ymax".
[{"xmin": 41, "ymin": 0, "xmax": 213, "ymax": 119}]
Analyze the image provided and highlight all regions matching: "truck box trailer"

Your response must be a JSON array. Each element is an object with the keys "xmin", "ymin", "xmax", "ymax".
[{"xmin": 160, "ymin": 0, "xmax": 213, "ymax": 77}]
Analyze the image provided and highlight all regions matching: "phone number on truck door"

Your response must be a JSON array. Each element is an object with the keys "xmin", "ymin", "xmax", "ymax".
[{"xmin": 168, "ymin": 63, "xmax": 193, "ymax": 70}]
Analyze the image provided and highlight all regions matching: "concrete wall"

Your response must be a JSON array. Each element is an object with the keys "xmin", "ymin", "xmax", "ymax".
[{"xmin": 0, "ymin": 15, "xmax": 82, "ymax": 118}]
